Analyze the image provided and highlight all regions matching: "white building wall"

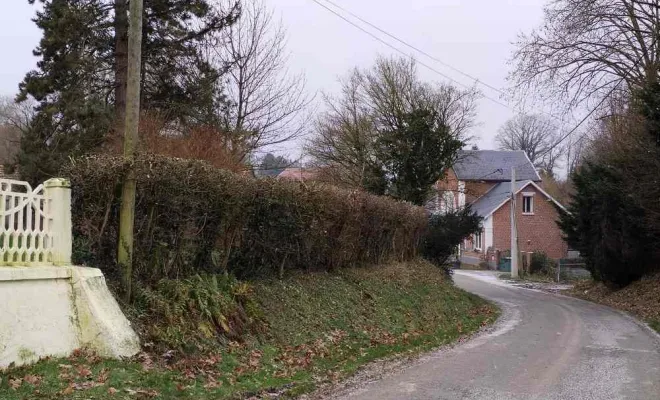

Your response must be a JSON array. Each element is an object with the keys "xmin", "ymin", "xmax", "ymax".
[{"xmin": 484, "ymin": 216, "xmax": 493, "ymax": 251}]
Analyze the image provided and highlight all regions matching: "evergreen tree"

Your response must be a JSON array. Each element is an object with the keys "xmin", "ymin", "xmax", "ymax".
[
  {"xmin": 258, "ymin": 153, "xmax": 294, "ymax": 177},
  {"xmin": 377, "ymin": 109, "xmax": 463, "ymax": 206},
  {"xmin": 558, "ymin": 161, "xmax": 655, "ymax": 286},
  {"xmin": 18, "ymin": 0, "xmax": 239, "ymax": 183}
]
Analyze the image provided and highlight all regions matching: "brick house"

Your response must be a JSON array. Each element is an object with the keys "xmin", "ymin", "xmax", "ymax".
[{"xmin": 430, "ymin": 150, "xmax": 568, "ymax": 260}]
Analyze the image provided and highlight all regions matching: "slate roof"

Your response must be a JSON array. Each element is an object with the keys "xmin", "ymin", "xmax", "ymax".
[
  {"xmin": 470, "ymin": 180, "xmax": 533, "ymax": 218},
  {"xmin": 453, "ymin": 150, "xmax": 541, "ymax": 182}
]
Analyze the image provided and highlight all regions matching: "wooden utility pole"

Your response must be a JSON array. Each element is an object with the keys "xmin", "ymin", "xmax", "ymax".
[
  {"xmin": 510, "ymin": 167, "xmax": 519, "ymax": 278},
  {"xmin": 117, "ymin": 0, "xmax": 143, "ymax": 301}
]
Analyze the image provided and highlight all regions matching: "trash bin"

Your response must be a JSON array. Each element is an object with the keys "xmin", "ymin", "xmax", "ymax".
[{"xmin": 498, "ymin": 257, "xmax": 512, "ymax": 272}]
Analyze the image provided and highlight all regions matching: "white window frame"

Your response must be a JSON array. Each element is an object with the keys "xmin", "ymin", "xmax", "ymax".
[
  {"xmin": 474, "ymin": 231, "xmax": 483, "ymax": 251},
  {"xmin": 522, "ymin": 192, "xmax": 534, "ymax": 215}
]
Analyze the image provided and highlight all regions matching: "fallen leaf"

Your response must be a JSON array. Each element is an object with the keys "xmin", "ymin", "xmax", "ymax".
[
  {"xmin": 76, "ymin": 364, "xmax": 93, "ymax": 378},
  {"xmin": 61, "ymin": 384, "xmax": 74, "ymax": 395},
  {"xmin": 108, "ymin": 387, "xmax": 118, "ymax": 395},
  {"xmin": 204, "ymin": 376, "xmax": 222, "ymax": 389},
  {"xmin": 9, "ymin": 378, "xmax": 22, "ymax": 390},
  {"xmin": 97, "ymin": 368, "xmax": 110, "ymax": 383},
  {"xmin": 136, "ymin": 388, "xmax": 159, "ymax": 397},
  {"xmin": 23, "ymin": 374, "xmax": 42, "ymax": 386}
]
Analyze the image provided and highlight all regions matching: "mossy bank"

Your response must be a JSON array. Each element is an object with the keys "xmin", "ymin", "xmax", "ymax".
[{"xmin": 0, "ymin": 260, "xmax": 497, "ymax": 399}]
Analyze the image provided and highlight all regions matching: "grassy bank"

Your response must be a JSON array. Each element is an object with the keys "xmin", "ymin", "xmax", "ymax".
[
  {"xmin": 0, "ymin": 260, "xmax": 498, "ymax": 399},
  {"xmin": 570, "ymin": 275, "xmax": 660, "ymax": 333}
]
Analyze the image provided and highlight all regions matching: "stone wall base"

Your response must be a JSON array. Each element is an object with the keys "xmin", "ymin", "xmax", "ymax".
[{"xmin": 0, "ymin": 266, "xmax": 140, "ymax": 368}]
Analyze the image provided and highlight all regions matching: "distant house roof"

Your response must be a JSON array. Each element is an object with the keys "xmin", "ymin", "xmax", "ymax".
[
  {"xmin": 470, "ymin": 180, "xmax": 566, "ymax": 218},
  {"xmin": 453, "ymin": 150, "xmax": 541, "ymax": 182},
  {"xmin": 276, "ymin": 167, "xmax": 317, "ymax": 182}
]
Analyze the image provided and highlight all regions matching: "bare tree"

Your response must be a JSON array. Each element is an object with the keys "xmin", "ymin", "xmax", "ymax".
[
  {"xmin": 308, "ymin": 56, "xmax": 479, "ymax": 194},
  {"xmin": 510, "ymin": 0, "xmax": 660, "ymax": 108},
  {"xmin": 565, "ymin": 132, "xmax": 588, "ymax": 175},
  {"xmin": 309, "ymin": 71, "xmax": 384, "ymax": 192},
  {"xmin": 0, "ymin": 96, "xmax": 36, "ymax": 166},
  {"xmin": 0, "ymin": 96, "xmax": 35, "ymax": 134},
  {"xmin": 495, "ymin": 114, "xmax": 563, "ymax": 173},
  {"xmin": 214, "ymin": 0, "xmax": 310, "ymax": 159}
]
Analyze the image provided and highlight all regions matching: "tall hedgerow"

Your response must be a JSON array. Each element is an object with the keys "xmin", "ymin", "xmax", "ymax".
[{"xmin": 62, "ymin": 155, "xmax": 427, "ymax": 286}]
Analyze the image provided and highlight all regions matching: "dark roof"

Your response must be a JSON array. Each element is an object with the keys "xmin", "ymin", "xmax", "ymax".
[
  {"xmin": 470, "ymin": 180, "xmax": 567, "ymax": 218},
  {"xmin": 453, "ymin": 150, "xmax": 541, "ymax": 182},
  {"xmin": 471, "ymin": 180, "xmax": 532, "ymax": 218}
]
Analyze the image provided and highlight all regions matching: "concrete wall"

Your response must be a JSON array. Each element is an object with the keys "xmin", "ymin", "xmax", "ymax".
[{"xmin": 0, "ymin": 266, "xmax": 140, "ymax": 368}]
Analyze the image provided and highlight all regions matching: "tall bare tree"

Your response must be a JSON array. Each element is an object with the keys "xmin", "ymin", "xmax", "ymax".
[
  {"xmin": 0, "ymin": 96, "xmax": 35, "ymax": 134},
  {"xmin": 310, "ymin": 71, "xmax": 384, "ymax": 192},
  {"xmin": 511, "ymin": 0, "xmax": 660, "ymax": 108},
  {"xmin": 308, "ymin": 56, "xmax": 478, "ymax": 196},
  {"xmin": 0, "ymin": 96, "xmax": 36, "ymax": 168},
  {"xmin": 215, "ymin": 0, "xmax": 309, "ymax": 159},
  {"xmin": 565, "ymin": 132, "xmax": 588, "ymax": 175},
  {"xmin": 495, "ymin": 114, "xmax": 563, "ymax": 174}
]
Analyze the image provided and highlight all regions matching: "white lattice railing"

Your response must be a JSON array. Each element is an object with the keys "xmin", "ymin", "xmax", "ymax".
[{"xmin": 0, "ymin": 178, "xmax": 72, "ymax": 266}]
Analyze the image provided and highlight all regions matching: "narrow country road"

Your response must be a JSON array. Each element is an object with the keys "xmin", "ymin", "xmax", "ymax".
[{"xmin": 338, "ymin": 271, "xmax": 660, "ymax": 400}]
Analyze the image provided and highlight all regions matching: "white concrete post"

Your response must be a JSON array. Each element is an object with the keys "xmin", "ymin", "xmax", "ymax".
[{"xmin": 44, "ymin": 178, "xmax": 72, "ymax": 266}]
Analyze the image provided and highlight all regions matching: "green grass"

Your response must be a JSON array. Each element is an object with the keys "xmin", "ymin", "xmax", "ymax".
[{"xmin": 0, "ymin": 260, "xmax": 499, "ymax": 399}]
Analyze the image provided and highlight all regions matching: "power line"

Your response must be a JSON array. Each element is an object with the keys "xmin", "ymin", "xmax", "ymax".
[
  {"xmin": 467, "ymin": 85, "xmax": 620, "ymax": 182},
  {"xmin": 311, "ymin": 0, "xmax": 622, "ymax": 179},
  {"xmin": 310, "ymin": 0, "xmax": 512, "ymax": 110},
  {"xmin": 318, "ymin": 0, "xmax": 506, "ymax": 97}
]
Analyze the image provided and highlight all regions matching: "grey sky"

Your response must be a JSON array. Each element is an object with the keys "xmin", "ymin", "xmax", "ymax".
[
  {"xmin": 265, "ymin": 0, "xmax": 548, "ymax": 151},
  {"xmin": 1, "ymin": 0, "xmax": 547, "ymax": 151}
]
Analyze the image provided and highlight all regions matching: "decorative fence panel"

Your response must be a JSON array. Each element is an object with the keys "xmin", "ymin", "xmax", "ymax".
[{"xmin": 0, "ymin": 178, "xmax": 72, "ymax": 266}]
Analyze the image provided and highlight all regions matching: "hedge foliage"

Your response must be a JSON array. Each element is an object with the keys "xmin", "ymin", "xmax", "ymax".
[{"xmin": 62, "ymin": 155, "xmax": 427, "ymax": 284}]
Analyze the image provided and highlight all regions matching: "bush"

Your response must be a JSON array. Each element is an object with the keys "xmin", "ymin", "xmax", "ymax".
[
  {"xmin": 62, "ymin": 155, "xmax": 427, "ymax": 286},
  {"xmin": 529, "ymin": 251, "xmax": 556, "ymax": 275},
  {"xmin": 558, "ymin": 161, "xmax": 655, "ymax": 286},
  {"xmin": 132, "ymin": 274, "xmax": 263, "ymax": 352},
  {"xmin": 421, "ymin": 207, "xmax": 482, "ymax": 273}
]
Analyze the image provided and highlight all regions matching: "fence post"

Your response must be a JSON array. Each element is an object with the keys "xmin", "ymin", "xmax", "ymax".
[
  {"xmin": 44, "ymin": 178, "xmax": 72, "ymax": 266},
  {"xmin": 557, "ymin": 258, "xmax": 561, "ymax": 283}
]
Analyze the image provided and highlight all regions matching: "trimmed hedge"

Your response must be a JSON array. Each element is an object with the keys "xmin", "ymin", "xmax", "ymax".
[{"xmin": 62, "ymin": 155, "xmax": 427, "ymax": 284}]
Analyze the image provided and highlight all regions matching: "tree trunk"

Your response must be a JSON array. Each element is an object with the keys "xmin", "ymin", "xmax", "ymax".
[
  {"xmin": 118, "ymin": 0, "xmax": 143, "ymax": 302},
  {"xmin": 114, "ymin": 0, "xmax": 129, "ymax": 144}
]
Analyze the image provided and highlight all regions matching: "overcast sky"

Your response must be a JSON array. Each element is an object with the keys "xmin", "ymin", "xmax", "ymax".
[{"xmin": 1, "ymin": 0, "xmax": 548, "ymax": 152}]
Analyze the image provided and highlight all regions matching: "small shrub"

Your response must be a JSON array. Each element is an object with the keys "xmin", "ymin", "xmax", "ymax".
[
  {"xmin": 530, "ymin": 251, "xmax": 556, "ymax": 275},
  {"xmin": 421, "ymin": 207, "xmax": 482, "ymax": 272},
  {"xmin": 133, "ymin": 274, "xmax": 264, "ymax": 352}
]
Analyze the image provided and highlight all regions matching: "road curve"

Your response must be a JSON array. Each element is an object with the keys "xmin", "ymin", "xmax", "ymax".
[{"xmin": 339, "ymin": 271, "xmax": 660, "ymax": 400}]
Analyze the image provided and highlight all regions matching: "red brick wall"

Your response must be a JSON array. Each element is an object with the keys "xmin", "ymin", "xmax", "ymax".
[
  {"xmin": 434, "ymin": 170, "xmax": 496, "ymax": 207},
  {"xmin": 491, "ymin": 185, "xmax": 568, "ymax": 259}
]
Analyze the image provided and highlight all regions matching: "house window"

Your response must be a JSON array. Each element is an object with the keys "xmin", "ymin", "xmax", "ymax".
[
  {"xmin": 522, "ymin": 193, "xmax": 534, "ymax": 214},
  {"xmin": 474, "ymin": 232, "xmax": 482, "ymax": 250}
]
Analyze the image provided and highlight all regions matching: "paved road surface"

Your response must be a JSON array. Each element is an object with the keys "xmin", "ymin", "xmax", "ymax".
[{"xmin": 340, "ymin": 271, "xmax": 660, "ymax": 400}]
